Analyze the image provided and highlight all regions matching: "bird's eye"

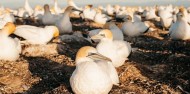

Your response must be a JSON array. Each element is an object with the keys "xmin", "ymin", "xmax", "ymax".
[
  {"xmin": 88, "ymin": 52, "xmax": 95, "ymax": 56},
  {"xmin": 100, "ymin": 34, "xmax": 105, "ymax": 37}
]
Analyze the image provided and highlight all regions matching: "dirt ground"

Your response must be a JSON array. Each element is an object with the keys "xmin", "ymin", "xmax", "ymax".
[{"xmin": 0, "ymin": 16, "xmax": 190, "ymax": 94}]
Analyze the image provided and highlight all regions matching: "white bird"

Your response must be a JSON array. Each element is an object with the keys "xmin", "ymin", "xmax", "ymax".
[
  {"xmin": 106, "ymin": 4, "xmax": 115, "ymax": 16},
  {"xmin": 94, "ymin": 8, "xmax": 111, "ymax": 25},
  {"xmin": 142, "ymin": 7, "xmax": 159, "ymax": 20},
  {"xmin": 24, "ymin": 0, "xmax": 34, "ymax": 16},
  {"xmin": 67, "ymin": 0, "xmax": 83, "ymax": 16},
  {"xmin": 91, "ymin": 29, "xmax": 132, "ymax": 67},
  {"xmin": 17, "ymin": 8, "xmax": 30, "ymax": 18},
  {"xmin": 0, "ymin": 9, "xmax": 15, "ymax": 28},
  {"xmin": 103, "ymin": 22, "xmax": 124, "ymax": 40},
  {"xmin": 0, "ymin": 19, "xmax": 7, "ymax": 29},
  {"xmin": 53, "ymin": 0, "xmax": 63, "ymax": 14},
  {"xmin": 122, "ymin": 15, "xmax": 150, "ymax": 37},
  {"xmin": 88, "ymin": 22, "xmax": 124, "ymax": 43},
  {"xmin": 169, "ymin": 8, "xmax": 190, "ymax": 40},
  {"xmin": 157, "ymin": 6, "xmax": 173, "ymax": 30},
  {"xmin": 14, "ymin": 25, "xmax": 59, "ymax": 44},
  {"xmin": 42, "ymin": 4, "xmax": 61, "ymax": 25},
  {"xmin": 82, "ymin": 5, "xmax": 96, "ymax": 21},
  {"xmin": 67, "ymin": 0, "xmax": 82, "ymax": 11},
  {"xmin": 1, "ymin": 12, "xmax": 15, "ymax": 23},
  {"xmin": 56, "ymin": 6, "xmax": 82, "ymax": 34},
  {"xmin": 33, "ymin": 5, "xmax": 44, "ymax": 21},
  {"xmin": 0, "ymin": 22, "xmax": 21, "ymax": 61},
  {"xmin": 0, "ymin": 9, "xmax": 15, "ymax": 23},
  {"xmin": 70, "ymin": 46, "xmax": 119, "ymax": 94}
]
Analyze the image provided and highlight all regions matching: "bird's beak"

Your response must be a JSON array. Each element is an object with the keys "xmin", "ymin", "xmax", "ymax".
[
  {"xmin": 91, "ymin": 34, "xmax": 103, "ymax": 40},
  {"xmin": 106, "ymin": 17, "xmax": 117, "ymax": 22},
  {"xmin": 53, "ymin": 27, "xmax": 60, "ymax": 38},
  {"xmin": 2, "ymin": 22, "xmax": 16, "ymax": 35},
  {"xmin": 72, "ymin": 8, "xmax": 83, "ymax": 13},
  {"xmin": 87, "ymin": 53, "xmax": 112, "ymax": 62}
]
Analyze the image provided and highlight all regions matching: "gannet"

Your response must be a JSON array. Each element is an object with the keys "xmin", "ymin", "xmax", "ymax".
[
  {"xmin": 82, "ymin": 5, "xmax": 96, "ymax": 21},
  {"xmin": 24, "ymin": 0, "xmax": 34, "ymax": 16},
  {"xmin": 67, "ymin": 0, "xmax": 83, "ymax": 16},
  {"xmin": 0, "ymin": 10, "xmax": 15, "ymax": 23},
  {"xmin": 94, "ymin": 8, "xmax": 110, "ymax": 25},
  {"xmin": 88, "ymin": 22, "xmax": 124, "ymax": 43},
  {"xmin": 103, "ymin": 22, "xmax": 124, "ymax": 40},
  {"xmin": 106, "ymin": 4, "xmax": 115, "ymax": 16},
  {"xmin": 53, "ymin": 0, "xmax": 63, "ymax": 14},
  {"xmin": 42, "ymin": 4, "xmax": 61, "ymax": 25},
  {"xmin": 0, "ymin": 19, "xmax": 7, "ymax": 29},
  {"xmin": 98, "ymin": 5, "xmax": 107, "ymax": 14},
  {"xmin": 17, "ymin": 8, "xmax": 30, "ymax": 18},
  {"xmin": 55, "ymin": 6, "xmax": 82, "ymax": 34},
  {"xmin": 70, "ymin": 46, "xmax": 119, "ymax": 94},
  {"xmin": 157, "ymin": 6, "xmax": 173, "ymax": 30},
  {"xmin": 91, "ymin": 29, "xmax": 132, "ymax": 67},
  {"xmin": 33, "ymin": 5, "xmax": 44, "ymax": 21},
  {"xmin": 169, "ymin": 8, "xmax": 190, "ymax": 40},
  {"xmin": 142, "ymin": 7, "xmax": 159, "ymax": 20},
  {"xmin": 14, "ymin": 25, "xmax": 59, "ymax": 44},
  {"xmin": 133, "ymin": 11, "xmax": 142, "ymax": 22},
  {"xmin": 67, "ymin": 0, "xmax": 82, "ymax": 11},
  {"xmin": 122, "ymin": 15, "xmax": 150, "ymax": 37},
  {"xmin": 114, "ymin": 6, "xmax": 128, "ymax": 20},
  {"xmin": 178, "ymin": 7, "xmax": 190, "ymax": 24},
  {"xmin": 0, "ymin": 22, "xmax": 21, "ymax": 61}
]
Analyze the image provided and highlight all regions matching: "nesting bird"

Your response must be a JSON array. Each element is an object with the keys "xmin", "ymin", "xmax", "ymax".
[
  {"xmin": 53, "ymin": 0, "xmax": 63, "ymax": 14},
  {"xmin": 103, "ymin": 22, "xmax": 124, "ymax": 40},
  {"xmin": 42, "ymin": 4, "xmax": 61, "ymax": 25},
  {"xmin": 169, "ymin": 7, "xmax": 190, "ymax": 40},
  {"xmin": 70, "ymin": 46, "xmax": 119, "ymax": 94},
  {"xmin": 0, "ymin": 22, "xmax": 21, "ymax": 61},
  {"xmin": 91, "ymin": 29, "xmax": 131, "ymax": 67},
  {"xmin": 81, "ymin": 5, "xmax": 96, "ymax": 21},
  {"xmin": 67, "ymin": 0, "xmax": 82, "ymax": 11},
  {"xmin": 122, "ymin": 15, "xmax": 150, "ymax": 37},
  {"xmin": 14, "ymin": 25, "xmax": 59, "ymax": 44},
  {"xmin": 94, "ymin": 8, "xmax": 111, "ymax": 25},
  {"xmin": 55, "ymin": 6, "xmax": 82, "ymax": 34},
  {"xmin": 24, "ymin": 0, "xmax": 34, "ymax": 16},
  {"xmin": 157, "ymin": 5, "xmax": 174, "ymax": 30}
]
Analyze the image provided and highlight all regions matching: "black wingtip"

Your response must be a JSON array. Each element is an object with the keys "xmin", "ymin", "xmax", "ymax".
[
  {"xmin": 128, "ymin": 49, "xmax": 133, "ymax": 58},
  {"xmin": 144, "ymin": 27, "xmax": 150, "ymax": 33}
]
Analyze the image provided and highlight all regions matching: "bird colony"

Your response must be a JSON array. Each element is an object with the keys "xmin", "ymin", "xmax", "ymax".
[{"xmin": 0, "ymin": 0, "xmax": 190, "ymax": 93}]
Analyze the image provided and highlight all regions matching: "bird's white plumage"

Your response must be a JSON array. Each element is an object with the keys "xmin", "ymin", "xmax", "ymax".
[
  {"xmin": 92, "ymin": 30, "xmax": 131, "ymax": 67},
  {"xmin": 0, "ymin": 23, "xmax": 21, "ymax": 61},
  {"xmin": 104, "ymin": 22, "xmax": 124, "ymax": 40},
  {"xmin": 24, "ymin": 0, "xmax": 34, "ymax": 16},
  {"xmin": 122, "ymin": 15, "xmax": 149, "ymax": 37},
  {"xmin": 169, "ymin": 9, "xmax": 190, "ymax": 40},
  {"xmin": 97, "ymin": 40, "xmax": 131, "ymax": 67},
  {"xmin": 42, "ymin": 4, "xmax": 61, "ymax": 25},
  {"xmin": 70, "ymin": 46, "xmax": 118, "ymax": 94},
  {"xmin": 14, "ymin": 25, "xmax": 59, "ymax": 44},
  {"xmin": 82, "ymin": 6, "xmax": 96, "ymax": 21}
]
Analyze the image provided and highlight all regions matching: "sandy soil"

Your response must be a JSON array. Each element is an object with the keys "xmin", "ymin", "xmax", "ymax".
[{"xmin": 0, "ymin": 17, "xmax": 189, "ymax": 94}]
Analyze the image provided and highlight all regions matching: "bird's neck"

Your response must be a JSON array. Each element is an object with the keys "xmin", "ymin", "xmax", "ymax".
[
  {"xmin": 61, "ymin": 13, "xmax": 70, "ymax": 21},
  {"xmin": 76, "ymin": 58, "xmax": 94, "ymax": 65},
  {"xmin": 0, "ymin": 31, "xmax": 9, "ymax": 37},
  {"xmin": 101, "ymin": 38, "xmax": 113, "ymax": 43},
  {"xmin": 25, "ymin": 0, "xmax": 30, "ymax": 9}
]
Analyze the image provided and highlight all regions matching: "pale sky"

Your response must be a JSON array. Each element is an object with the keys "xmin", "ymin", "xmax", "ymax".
[{"xmin": 0, "ymin": 0, "xmax": 190, "ymax": 9}]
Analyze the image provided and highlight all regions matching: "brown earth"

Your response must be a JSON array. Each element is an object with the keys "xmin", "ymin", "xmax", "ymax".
[{"xmin": 0, "ymin": 16, "xmax": 190, "ymax": 94}]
